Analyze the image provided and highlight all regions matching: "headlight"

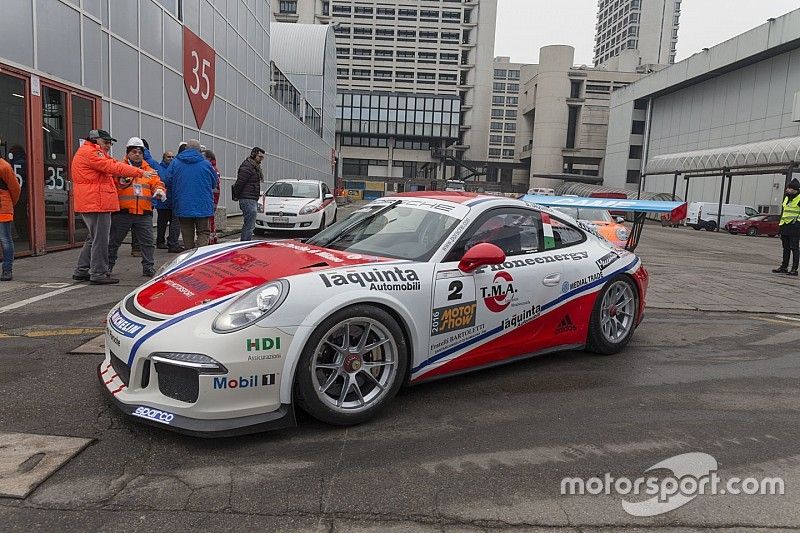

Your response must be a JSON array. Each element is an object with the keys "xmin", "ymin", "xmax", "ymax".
[
  {"xmin": 151, "ymin": 352, "xmax": 227, "ymax": 374},
  {"xmin": 213, "ymin": 280, "xmax": 289, "ymax": 332},
  {"xmin": 616, "ymin": 227, "xmax": 629, "ymax": 241},
  {"xmin": 299, "ymin": 202, "xmax": 322, "ymax": 215},
  {"xmin": 155, "ymin": 248, "xmax": 197, "ymax": 276},
  {"xmin": 257, "ymin": 202, "xmax": 264, "ymax": 213}
]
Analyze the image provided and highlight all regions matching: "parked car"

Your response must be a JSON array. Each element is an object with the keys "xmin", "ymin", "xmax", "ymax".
[
  {"xmin": 527, "ymin": 187, "xmax": 555, "ymax": 196},
  {"xmin": 725, "ymin": 214, "xmax": 780, "ymax": 236},
  {"xmin": 99, "ymin": 192, "xmax": 650, "ymax": 436},
  {"xmin": 255, "ymin": 179, "xmax": 337, "ymax": 235},
  {"xmin": 686, "ymin": 202, "xmax": 759, "ymax": 231},
  {"xmin": 444, "ymin": 180, "xmax": 466, "ymax": 192}
]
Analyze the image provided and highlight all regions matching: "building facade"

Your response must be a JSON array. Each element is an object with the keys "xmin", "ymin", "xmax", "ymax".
[
  {"xmin": 604, "ymin": 7, "xmax": 800, "ymax": 212},
  {"xmin": 0, "ymin": 0, "xmax": 335, "ymax": 256},
  {"xmin": 272, "ymin": 0, "xmax": 498, "ymax": 184},
  {"xmin": 515, "ymin": 45, "xmax": 643, "ymax": 189},
  {"xmin": 487, "ymin": 56, "xmax": 525, "ymax": 185},
  {"xmin": 594, "ymin": 0, "xmax": 681, "ymax": 70}
]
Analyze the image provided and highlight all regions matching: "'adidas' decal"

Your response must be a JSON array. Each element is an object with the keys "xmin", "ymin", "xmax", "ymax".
[{"xmin": 555, "ymin": 314, "xmax": 577, "ymax": 334}]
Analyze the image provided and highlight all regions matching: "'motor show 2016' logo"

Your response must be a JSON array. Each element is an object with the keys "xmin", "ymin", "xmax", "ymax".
[
  {"xmin": 431, "ymin": 301, "xmax": 477, "ymax": 336},
  {"xmin": 480, "ymin": 271, "xmax": 516, "ymax": 313}
]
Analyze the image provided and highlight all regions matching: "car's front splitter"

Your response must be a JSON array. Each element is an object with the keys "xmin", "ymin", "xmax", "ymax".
[{"xmin": 97, "ymin": 364, "xmax": 296, "ymax": 438}]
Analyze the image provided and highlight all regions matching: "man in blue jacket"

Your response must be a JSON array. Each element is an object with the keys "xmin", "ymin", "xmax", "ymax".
[
  {"xmin": 143, "ymin": 143, "xmax": 182, "ymax": 252},
  {"xmin": 163, "ymin": 139, "xmax": 216, "ymax": 249}
]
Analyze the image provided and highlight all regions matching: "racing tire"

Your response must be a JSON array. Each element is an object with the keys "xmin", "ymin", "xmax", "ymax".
[
  {"xmin": 585, "ymin": 275, "xmax": 638, "ymax": 356},
  {"xmin": 295, "ymin": 305, "xmax": 409, "ymax": 426},
  {"xmin": 746, "ymin": 227, "xmax": 758, "ymax": 237}
]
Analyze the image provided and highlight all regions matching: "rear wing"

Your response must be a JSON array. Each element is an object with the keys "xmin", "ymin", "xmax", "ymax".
[{"xmin": 520, "ymin": 195, "xmax": 688, "ymax": 252}]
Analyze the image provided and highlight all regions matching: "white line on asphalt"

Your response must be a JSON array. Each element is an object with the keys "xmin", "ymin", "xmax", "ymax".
[
  {"xmin": 40, "ymin": 282, "xmax": 71, "ymax": 289},
  {"xmin": 0, "ymin": 284, "xmax": 84, "ymax": 314},
  {"xmin": 775, "ymin": 315, "xmax": 800, "ymax": 322}
]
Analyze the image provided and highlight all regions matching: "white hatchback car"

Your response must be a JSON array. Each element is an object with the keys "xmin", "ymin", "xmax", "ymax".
[{"xmin": 255, "ymin": 179, "xmax": 337, "ymax": 235}]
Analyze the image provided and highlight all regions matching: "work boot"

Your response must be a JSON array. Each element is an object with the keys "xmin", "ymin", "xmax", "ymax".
[
  {"xmin": 0, "ymin": 271, "xmax": 11, "ymax": 281},
  {"xmin": 167, "ymin": 246, "xmax": 185, "ymax": 253},
  {"xmin": 156, "ymin": 242, "xmax": 168, "ymax": 249},
  {"xmin": 788, "ymin": 270, "xmax": 799, "ymax": 277},
  {"xmin": 772, "ymin": 267, "xmax": 788, "ymax": 273},
  {"xmin": 90, "ymin": 276, "xmax": 120, "ymax": 285},
  {"xmin": 72, "ymin": 273, "xmax": 90, "ymax": 281},
  {"xmin": 143, "ymin": 268, "xmax": 156, "ymax": 278}
]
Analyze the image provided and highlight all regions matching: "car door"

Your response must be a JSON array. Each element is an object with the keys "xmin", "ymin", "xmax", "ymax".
[
  {"xmin": 417, "ymin": 207, "xmax": 568, "ymax": 381},
  {"xmin": 766, "ymin": 215, "xmax": 780, "ymax": 235},
  {"xmin": 321, "ymin": 182, "xmax": 336, "ymax": 222}
]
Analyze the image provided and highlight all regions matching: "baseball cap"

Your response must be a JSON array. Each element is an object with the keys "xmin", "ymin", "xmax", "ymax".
[{"xmin": 88, "ymin": 129, "xmax": 117, "ymax": 142}]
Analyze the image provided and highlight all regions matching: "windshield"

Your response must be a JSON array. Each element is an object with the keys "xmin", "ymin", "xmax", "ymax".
[
  {"xmin": 307, "ymin": 202, "xmax": 461, "ymax": 261},
  {"xmin": 265, "ymin": 181, "xmax": 320, "ymax": 199},
  {"xmin": 555, "ymin": 207, "xmax": 613, "ymax": 223}
]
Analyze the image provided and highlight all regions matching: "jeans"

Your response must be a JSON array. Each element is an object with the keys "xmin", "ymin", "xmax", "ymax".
[
  {"xmin": 108, "ymin": 211, "xmax": 155, "ymax": 273},
  {"xmin": 75, "ymin": 212, "xmax": 112, "ymax": 281},
  {"xmin": 0, "ymin": 221, "xmax": 13, "ymax": 273},
  {"xmin": 780, "ymin": 234, "xmax": 800, "ymax": 271},
  {"xmin": 156, "ymin": 208, "xmax": 181, "ymax": 248},
  {"xmin": 239, "ymin": 199, "xmax": 258, "ymax": 241},
  {"xmin": 179, "ymin": 217, "xmax": 211, "ymax": 249}
]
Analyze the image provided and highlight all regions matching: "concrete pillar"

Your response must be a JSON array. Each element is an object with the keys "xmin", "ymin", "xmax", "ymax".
[{"xmin": 530, "ymin": 45, "xmax": 574, "ymax": 189}]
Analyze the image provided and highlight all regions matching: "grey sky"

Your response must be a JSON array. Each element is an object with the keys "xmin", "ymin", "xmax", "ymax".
[{"xmin": 495, "ymin": 0, "xmax": 800, "ymax": 65}]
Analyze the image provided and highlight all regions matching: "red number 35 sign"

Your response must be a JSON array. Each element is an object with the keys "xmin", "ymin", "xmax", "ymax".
[{"xmin": 183, "ymin": 27, "xmax": 215, "ymax": 129}]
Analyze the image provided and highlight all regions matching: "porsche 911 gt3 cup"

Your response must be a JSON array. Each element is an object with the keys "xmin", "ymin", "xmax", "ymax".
[{"xmin": 100, "ymin": 192, "xmax": 683, "ymax": 436}]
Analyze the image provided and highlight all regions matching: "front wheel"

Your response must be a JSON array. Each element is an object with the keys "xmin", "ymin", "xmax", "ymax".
[
  {"xmin": 295, "ymin": 305, "xmax": 409, "ymax": 426},
  {"xmin": 586, "ymin": 275, "xmax": 638, "ymax": 355},
  {"xmin": 705, "ymin": 221, "xmax": 717, "ymax": 232},
  {"xmin": 746, "ymin": 227, "xmax": 758, "ymax": 237}
]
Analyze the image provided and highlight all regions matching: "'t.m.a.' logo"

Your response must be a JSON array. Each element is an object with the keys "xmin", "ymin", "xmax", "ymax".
[
  {"xmin": 480, "ymin": 271, "xmax": 516, "ymax": 313},
  {"xmin": 319, "ymin": 267, "xmax": 421, "ymax": 291}
]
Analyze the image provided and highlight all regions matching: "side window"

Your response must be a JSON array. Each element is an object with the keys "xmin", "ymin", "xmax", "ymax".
[
  {"xmin": 322, "ymin": 183, "xmax": 331, "ymax": 196},
  {"xmin": 445, "ymin": 208, "xmax": 542, "ymax": 261},
  {"xmin": 745, "ymin": 207, "xmax": 759, "ymax": 217},
  {"xmin": 547, "ymin": 215, "xmax": 585, "ymax": 249}
]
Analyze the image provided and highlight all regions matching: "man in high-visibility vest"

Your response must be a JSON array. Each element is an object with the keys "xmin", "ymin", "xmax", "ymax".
[
  {"xmin": 773, "ymin": 178, "xmax": 800, "ymax": 276},
  {"xmin": 108, "ymin": 137, "xmax": 166, "ymax": 277}
]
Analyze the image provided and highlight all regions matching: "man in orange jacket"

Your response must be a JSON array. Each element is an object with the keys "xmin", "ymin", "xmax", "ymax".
[
  {"xmin": 72, "ymin": 130, "xmax": 157, "ymax": 285},
  {"xmin": 108, "ymin": 138, "xmax": 166, "ymax": 277},
  {"xmin": 0, "ymin": 157, "xmax": 22, "ymax": 281}
]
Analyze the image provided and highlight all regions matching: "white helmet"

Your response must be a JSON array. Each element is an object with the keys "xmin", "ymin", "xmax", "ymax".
[{"xmin": 126, "ymin": 137, "xmax": 145, "ymax": 149}]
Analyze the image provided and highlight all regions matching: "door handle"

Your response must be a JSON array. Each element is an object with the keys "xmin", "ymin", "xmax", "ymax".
[{"xmin": 542, "ymin": 273, "xmax": 561, "ymax": 287}]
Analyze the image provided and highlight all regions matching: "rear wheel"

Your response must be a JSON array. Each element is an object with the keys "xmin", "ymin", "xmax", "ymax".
[
  {"xmin": 705, "ymin": 221, "xmax": 717, "ymax": 231},
  {"xmin": 295, "ymin": 305, "xmax": 408, "ymax": 426},
  {"xmin": 586, "ymin": 275, "xmax": 638, "ymax": 355},
  {"xmin": 746, "ymin": 226, "xmax": 758, "ymax": 237}
]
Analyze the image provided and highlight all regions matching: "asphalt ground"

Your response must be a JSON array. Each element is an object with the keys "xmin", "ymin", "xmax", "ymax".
[{"xmin": 0, "ymin": 223, "xmax": 799, "ymax": 531}]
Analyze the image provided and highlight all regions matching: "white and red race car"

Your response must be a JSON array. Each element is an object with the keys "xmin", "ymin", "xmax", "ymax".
[{"xmin": 100, "ymin": 192, "xmax": 672, "ymax": 436}]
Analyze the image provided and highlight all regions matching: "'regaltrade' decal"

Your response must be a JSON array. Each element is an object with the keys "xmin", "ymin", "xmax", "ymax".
[
  {"xmin": 109, "ymin": 309, "xmax": 145, "ymax": 338},
  {"xmin": 567, "ymin": 272, "xmax": 602, "ymax": 292},
  {"xmin": 319, "ymin": 267, "xmax": 421, "ymax": 291},
  {"xmin": 431, "ymin": 301, "xmax": 477, "ymax": 336},
  {"xmin": 474, "ymin": 251, "xmax": 590, "ymax": 274},
  {"xmin": 480, "ymin": 271, "xmax": 517, "ymax": 313},
  {"xmin": 212, "ymin": 373, "xmax": 277, "ymax": 390}
]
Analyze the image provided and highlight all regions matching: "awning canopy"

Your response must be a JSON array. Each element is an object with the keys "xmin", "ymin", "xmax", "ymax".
[{"xmin": 645, "ymin": 136, "xmax": 800, "ymax": 175}]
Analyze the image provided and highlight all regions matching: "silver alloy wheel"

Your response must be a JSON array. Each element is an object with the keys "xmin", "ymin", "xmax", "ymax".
[
  {"xmin": 310, "ymin": 318, "xmax": 398, "ymax": 413},
  {"xmin": 600, "ymin": 280, "xmax": 636, "ymax": 344}
]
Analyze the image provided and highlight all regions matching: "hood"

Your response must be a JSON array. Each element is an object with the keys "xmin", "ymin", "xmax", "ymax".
[
  {"xmin": 263, "ymin": 196, "xmax": 318, "ymax": 213},
  {"xmin": 136, "ymin": 241, "xmax": 390, "ymax": 315},
  {"xmin": 175, "ymin": 148, "xmax": 205, "ymax": 164}
]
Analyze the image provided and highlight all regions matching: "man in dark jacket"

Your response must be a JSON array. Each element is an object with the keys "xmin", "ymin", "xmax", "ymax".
[
  {"xmin": 163, "ymin": 139, "xmax": 216, "ymax": 249},
  {"xmin": 233, "ymin": 147, "xmax": 265, "ymax": 241},
  {"xmin": 774, "ymin": 177, "xmax": 800, "ymax": 276}
]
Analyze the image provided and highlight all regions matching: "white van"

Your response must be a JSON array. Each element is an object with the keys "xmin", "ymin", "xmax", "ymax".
[
  {"xmin": 527, "ymin": 187, "xmax": 555, "ymax": 196},
  {"xmin": 686, "ymin": 202, "xmax": 759, "ymax": 231}
]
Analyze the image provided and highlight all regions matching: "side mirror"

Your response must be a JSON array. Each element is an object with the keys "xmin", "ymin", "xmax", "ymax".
[
  {"xmin": 324, "ymin": 193, "xmax": 334, "ymax": 200},
  {"xmin": 615, "ymin": 216, "xmax": 625, "ymax": 224},
  {"xmin": 458, "ymin": 243, "xmax": 506, "ymax": 273}
]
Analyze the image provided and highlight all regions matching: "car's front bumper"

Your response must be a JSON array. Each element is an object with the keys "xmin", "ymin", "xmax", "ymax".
[
  {"xmin": 255, "ymin": 211, "xmax": 323, "ymax": 231},
  {"xmin": 97, "ymin": 364, "xmax": 296, "ymax": 437}
]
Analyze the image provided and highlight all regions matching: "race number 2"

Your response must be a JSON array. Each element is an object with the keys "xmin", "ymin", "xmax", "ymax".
[{"xmin": 182, "ymin": 27, "xmax": 215, "ymax": 129}]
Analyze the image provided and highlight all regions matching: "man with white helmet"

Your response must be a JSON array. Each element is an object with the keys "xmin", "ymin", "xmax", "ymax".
[{"xmin": 107, "ymin": 137, "xmax": 167, "ymax": 277}]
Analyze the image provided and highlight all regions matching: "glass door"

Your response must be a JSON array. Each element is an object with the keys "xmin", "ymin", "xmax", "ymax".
[
  {"xmin": 70, "ymin": 95, "xmax": 94, "ymax": 243},
  {"xmin": 0, "ymin": 72, "xmax": 31, "ymax": 253},
  {"xmin": 42, "ymin": 86, "xmax": 70, "ymax": 247}
]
